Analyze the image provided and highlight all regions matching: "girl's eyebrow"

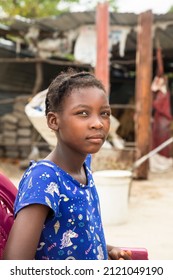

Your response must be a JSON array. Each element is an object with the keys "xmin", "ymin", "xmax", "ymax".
[
  {"xmin": 72, "ymin": 104, "xmax": 111, "ymax": 110},
  {"xmin": 72, "ymin": 104, "xmax": 91, "ymax": 109},
  {"xmin": 101, "ymin": 105, "xmax": 111, "ymax": 109},
  {"xmin": 99, "ymin": 105, "xmax": 111, "ymax": 110}
]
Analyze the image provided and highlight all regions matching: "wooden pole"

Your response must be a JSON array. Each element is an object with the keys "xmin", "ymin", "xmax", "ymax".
[
  {"xmin": 32, "ymin": 61, "xmax": 43, "ymax": 96},
  {"xmin": 95, "ymin": 1, "xmax": 109, "ymax": 95},
  {"xmin": 135, "ymin": 10, "xmax": 153, "ymax": 179}
]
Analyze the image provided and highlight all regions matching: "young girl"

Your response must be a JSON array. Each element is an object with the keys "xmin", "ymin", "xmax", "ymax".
[{"xmin": 3, "ymin": 69, "xmax": 131, "ymax": 260}]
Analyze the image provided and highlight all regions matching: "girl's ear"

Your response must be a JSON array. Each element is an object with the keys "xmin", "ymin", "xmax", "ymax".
[{"xmin": 46, "ymin": 112, "xmax": 59, "ymax": 131}]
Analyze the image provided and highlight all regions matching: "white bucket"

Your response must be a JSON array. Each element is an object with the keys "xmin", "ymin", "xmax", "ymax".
[{"xmin": 93, "ymin": 170, "xmax": 132, "ymax": 225}]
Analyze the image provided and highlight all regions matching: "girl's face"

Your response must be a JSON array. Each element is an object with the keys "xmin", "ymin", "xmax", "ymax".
[{"xmin": 56, "ymin": 86, "xmax": 111, "ymax": 155}]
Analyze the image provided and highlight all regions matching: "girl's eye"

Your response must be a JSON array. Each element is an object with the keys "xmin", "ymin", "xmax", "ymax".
[
  {"xmin": 77, "ymin": 111, "xmax": 88, "ymax": 116},
  {"xmin": 101, "ymin": 111, "xmax": 111, "ymax": 117}
]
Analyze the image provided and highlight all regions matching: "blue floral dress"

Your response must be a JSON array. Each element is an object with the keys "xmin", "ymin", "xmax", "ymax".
[{"xmin": 14, "ymin": 155, "xmax": 108, "ymax": 260}]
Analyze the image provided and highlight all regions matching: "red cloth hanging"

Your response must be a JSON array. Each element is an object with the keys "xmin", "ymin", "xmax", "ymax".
[{"xmin": 152, "ymin": 77, "xmax": 172, "ymax": 157}]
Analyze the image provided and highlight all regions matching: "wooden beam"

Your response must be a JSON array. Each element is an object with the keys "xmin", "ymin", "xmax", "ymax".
[
  {"xmin": 135, "ymin": 10, "xmax": 153, "ymax": 179},
  {"xmin": 0, "ymin": 57, "xmax": 91, "ymax": 67},
  {"xmin": 111, "ymin": 104, "xmax": 135, "ymax": 109},
  {"xmin": 95, "ymin": 2, "xmax": 109, "ymax": 95}
]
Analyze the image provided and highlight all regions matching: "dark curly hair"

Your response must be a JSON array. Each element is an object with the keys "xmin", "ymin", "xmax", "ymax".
[{"xmin": 45, "ymin": 68, "xmax": 106, "ymax": 115}]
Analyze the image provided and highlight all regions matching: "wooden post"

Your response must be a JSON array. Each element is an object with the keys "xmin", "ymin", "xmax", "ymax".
[
  {"xmin": 95, "ymin": 1, "xmax": 109, "ymax": 95},
  {"xmin": 32, "ymin": 61, "xmax": 43, "ymax": 96},
  {"xmin": 135, "ymin": 10, "xmax": 153, "ymax": 179}
]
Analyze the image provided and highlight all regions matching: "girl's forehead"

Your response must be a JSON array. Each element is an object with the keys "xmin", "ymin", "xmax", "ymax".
[
  {"xmin": 70, "ymin": 86, "xmax": 106, "ymax": 96},
  {"xmin": 64, "ymin": 87, "xmax": 109, "ymax": 108},
  {"xmin": 70, "ymin": 86, "xmax": 107, "ymax": 100}
]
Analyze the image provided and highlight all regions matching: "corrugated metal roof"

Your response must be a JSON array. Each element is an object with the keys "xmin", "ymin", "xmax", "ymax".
[
  {"xmin": 46, "ymin": 11, "xmax": 134, "ymax": 30},
  {"xmin": 1, "ymin": 11, "xmax": 173, "ymax": 71},
  {"xmin": 1, "ymin": 11, "xmax": 173, "ymax": 32},
  {"xmin": 35, "ymin": 12, "xmax": 173, "ymax": 30}
]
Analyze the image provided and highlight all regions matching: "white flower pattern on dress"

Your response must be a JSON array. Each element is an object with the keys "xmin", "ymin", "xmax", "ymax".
[{"xmin": 45, "ymin": 182, "xmax": 60, "ymax": 197}]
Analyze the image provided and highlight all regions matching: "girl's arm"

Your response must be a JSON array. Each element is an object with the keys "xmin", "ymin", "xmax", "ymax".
[{"xmin": 3, "ymin": 204, "xmax": 49, "ymax": 260}]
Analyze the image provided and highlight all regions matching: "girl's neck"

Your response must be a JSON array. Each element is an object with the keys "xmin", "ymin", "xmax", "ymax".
[
  {"xmin": 45, "ymin": 145, "xmax": 86, "ymax": 175},
  {"xmin": 45, "ymin": 145, "xmax": 87, "ymax": 185}
]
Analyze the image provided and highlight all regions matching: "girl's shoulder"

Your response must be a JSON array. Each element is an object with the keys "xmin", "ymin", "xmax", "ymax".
[
  {"xmin": 19, "ymin": 160, "xmax": 60, "ymax": 188},
  {"xmin": 26, "ymin": 159, "xmax": 59, "ymax": 175},
  {"xmin": 15, "ymin": 160, "xmax": 61, "ymax": 216},
  {"xmin": 31, "ymin": 159, "xmax": 58, "ymax": 169}
]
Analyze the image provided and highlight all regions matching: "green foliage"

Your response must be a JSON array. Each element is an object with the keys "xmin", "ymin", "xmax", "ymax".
[
  {"xmin": 0, "ymin": 0, "xmax": 79, "ymax": 18},
  {"xmin": 0, "ymin": 0, "xmax": 118, "ymax": 18},
  {"xmin": 169, "ymin": 6, "xmax": 173, "ymax": 12},
  {"xmin": 107, "ymin": 0, "xmax": 118, "ymax": 11}
]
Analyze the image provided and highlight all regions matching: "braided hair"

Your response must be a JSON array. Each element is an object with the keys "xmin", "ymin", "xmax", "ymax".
[{"xmin": 45, "ymin": 68, "xmax": 106, "ymax": 115}]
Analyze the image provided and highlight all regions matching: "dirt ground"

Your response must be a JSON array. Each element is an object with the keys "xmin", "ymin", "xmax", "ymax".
[
  {"xmin": 1, "ymin": 156, "xmax": 173, "ymax": 260},
  {"xmin": 104, "ymin": 170, "xmax": 173, "ymax": 260}
]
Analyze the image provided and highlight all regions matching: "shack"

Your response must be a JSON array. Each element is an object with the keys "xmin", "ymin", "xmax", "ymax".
[{"xmin": 0, "ymin": 11, "xmax": 173, "ymax": 176}]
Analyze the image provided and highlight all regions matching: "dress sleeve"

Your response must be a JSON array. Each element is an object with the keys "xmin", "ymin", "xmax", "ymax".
[{"xmin": 14, "ymin": 162, "xmax": 60, "ymax": 217}]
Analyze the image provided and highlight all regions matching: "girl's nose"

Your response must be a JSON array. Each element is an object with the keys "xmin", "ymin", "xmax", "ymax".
[{"xmin": 90, "ymin": 116, "xmax": 104, "ymax": 129}]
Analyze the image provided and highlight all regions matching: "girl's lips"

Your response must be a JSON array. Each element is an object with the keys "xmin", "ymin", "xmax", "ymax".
[
  {"xmin": 87, "ymin": 138, "xmax": 103, "ymax": 144},
  {"xmin": 86, "ymin": 135, "xmax": 104, "ymax": 144}
]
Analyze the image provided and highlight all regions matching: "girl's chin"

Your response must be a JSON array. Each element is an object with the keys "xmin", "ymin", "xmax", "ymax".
[{"xmin": 88, "ymin": 147, "xmax": 103, "ymax": 154}]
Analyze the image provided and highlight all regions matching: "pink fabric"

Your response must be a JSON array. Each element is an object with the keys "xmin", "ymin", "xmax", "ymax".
[
  {"xmin": 152, "ymin": 90, "xmax": 172, "ymax": 157},
  {"xmin": 0, "ymin": 173, "xmax": 17, "ymax": 259}
]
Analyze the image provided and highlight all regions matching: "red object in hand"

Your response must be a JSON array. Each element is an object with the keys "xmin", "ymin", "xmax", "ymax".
[{"xmin": 120, "ymin": 247, "xmax": 149, "ymax": 260}]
